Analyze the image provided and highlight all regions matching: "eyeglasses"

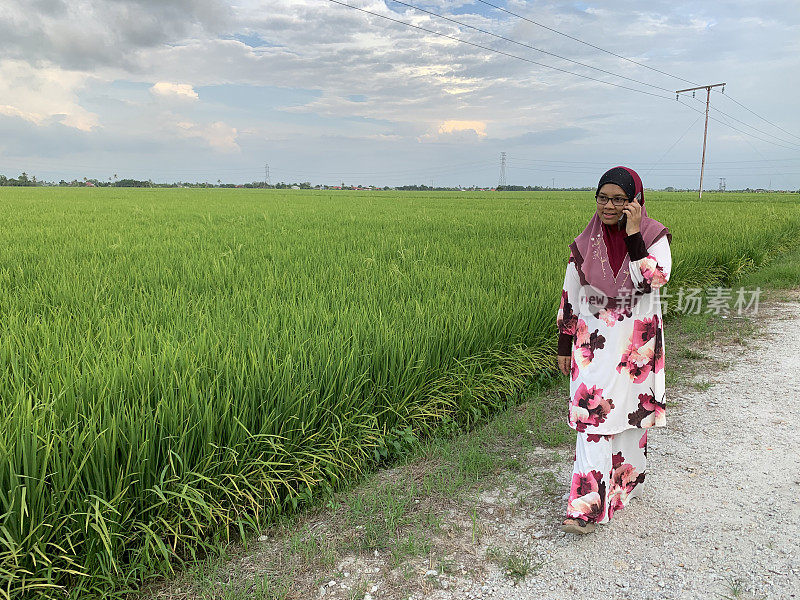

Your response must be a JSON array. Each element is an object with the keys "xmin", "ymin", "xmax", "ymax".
[{"xmin": 595, "ymin": 194, "xmax": 629, "ymax": 207}]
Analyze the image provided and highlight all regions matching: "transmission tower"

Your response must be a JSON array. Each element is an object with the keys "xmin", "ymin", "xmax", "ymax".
[
  {"xmin": 264, "ymin": 163, "xmax": 271, "ymax": 187},
  {"xmin": 498, "ymin": 152, "xmax": 507, "ymax": 188},
  {"xmin": 718, "ymin": 177, "xmax": 726, "ymax": 192}
]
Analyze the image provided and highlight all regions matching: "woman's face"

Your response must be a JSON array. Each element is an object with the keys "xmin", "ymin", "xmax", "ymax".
[{"xmin": 596, "ymin": 183, "xmax": 629, "ymax": 226}]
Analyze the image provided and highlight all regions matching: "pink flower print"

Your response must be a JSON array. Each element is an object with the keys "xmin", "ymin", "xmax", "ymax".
[
  {"xmin": 586, "ymin": 434, "xmax": 611, "ymax": 443},
  {"xmin": 627, "ymin": 390, "xmax": 666, "ymax": 428},
  {"xmin": 571, "ymin": 352, "xmax": 579, "ymax": 381},
  {"xmin": 570, "ymin": 383, "xmax": 615, "ymax": 432},
  {"xmin": 557, "ymin": 289, "xmax": 578, "ymax": 336},
  {"xmin": 617, "ymin": 316, "xmax": 662, "ymax": 383},
  {"xmin": 607, "ymin": 452, "xmax": 646, "ymax": 520},
  {"xmin": 617, "ymin": 345, "xmax": 654, "ymax": 383},
  {"xmin": 639, "ymin": 256, "xmax": 668, "ymax": 289},
  {"xmin": 598, "ymin": 306, "xmax": 627, "ymax": 327},
  {"xmin": 574, "ymin": 319, "xmax": 606, "ymax": 370},
  {"xmin": 568, "ymin": 470, "xmax": 606, "ymax": 522},
  {"xmin": 632, "ymin": 315, "xmax": 659, "ymax": 346}
]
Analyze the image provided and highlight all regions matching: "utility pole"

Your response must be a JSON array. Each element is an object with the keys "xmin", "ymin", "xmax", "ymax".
[
  {"xmin": 498, "ymin": 152, "xmax": 507, "ymax": 189},
  {"xmin": 676, "ymin": 82, "xmax": 725, "ymax": 199}
]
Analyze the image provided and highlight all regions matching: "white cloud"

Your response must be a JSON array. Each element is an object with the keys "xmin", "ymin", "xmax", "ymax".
[
  {"xmin": 150, "ymin": 82, "xmax": 199, "ymax": 101},
  {"xmin": 0, "ymin": 59, "xmax": 98, "ymax": 131},
  {"xmin": 175, "ymin": 120, "xmax": 240, "ymax": 153},
  {"xmin": 417, "ymin": 120, "xmax": 489, "ymax": 143},
  {"xmin": 438, "ymin": 120, "xmax": 487, "ymax": 137}
]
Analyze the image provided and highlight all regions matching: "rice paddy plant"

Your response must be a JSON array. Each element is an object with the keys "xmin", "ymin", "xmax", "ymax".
[{"xmin": 0, "ymin": 188, "xmax": 797, "ymax": 597}]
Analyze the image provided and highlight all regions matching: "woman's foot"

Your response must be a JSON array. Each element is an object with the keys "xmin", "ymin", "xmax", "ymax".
[{"xmin": 561, "ymin": 517, "xmax": 596, "ymax": 534}]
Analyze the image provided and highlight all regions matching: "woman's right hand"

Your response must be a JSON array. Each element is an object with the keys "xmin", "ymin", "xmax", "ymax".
[{"xmin": 557, "ymin": 355, "xmax": 571, "ymax": 377}]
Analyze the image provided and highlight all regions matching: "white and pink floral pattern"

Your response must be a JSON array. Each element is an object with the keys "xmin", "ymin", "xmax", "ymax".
[
  {"xmin": 559, "ymin": 234, "xmax": 671, "ymax": 525},
  {"xmin": 557, "ymin": 235, "xmax": 671, "ymax": 435}
]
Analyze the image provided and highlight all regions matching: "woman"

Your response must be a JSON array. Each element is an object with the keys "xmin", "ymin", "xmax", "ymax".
[{"xmin": 556, "ymin": 166, "xmax": 672, "ymax": 534}]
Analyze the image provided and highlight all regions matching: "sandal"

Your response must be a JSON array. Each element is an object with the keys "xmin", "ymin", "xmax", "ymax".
[{"xmin": 561, "ymin": 517, "xmax": 596, "ymax": 534}]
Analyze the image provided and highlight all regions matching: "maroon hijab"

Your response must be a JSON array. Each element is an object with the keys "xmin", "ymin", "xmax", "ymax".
[{"xmin": 570, "ymin": 166, "xmax": 671, "ymax": 305}]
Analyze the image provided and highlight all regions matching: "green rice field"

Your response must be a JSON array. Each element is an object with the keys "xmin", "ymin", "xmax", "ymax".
[{"xmin": 1, "ymin": 188, "xmax": 798, "ymax": 597}]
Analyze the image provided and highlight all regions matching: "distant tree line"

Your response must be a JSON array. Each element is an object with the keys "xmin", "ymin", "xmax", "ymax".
[
  {"xmin": 2, "ymin": 172, "xmax": 799, "ymax": 193},
  {"xmin": 496, "ymin": 185, "xmax": 595, "ymax": 191},
  {"xmin": 0, "ymin": 173, "xmax": 37, "ymax": 186}
]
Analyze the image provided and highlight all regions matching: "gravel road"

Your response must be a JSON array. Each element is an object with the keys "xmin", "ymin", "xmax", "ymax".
[{"xmin": 419, "ymin": 300, "xmax": 800, "ymax": 600}]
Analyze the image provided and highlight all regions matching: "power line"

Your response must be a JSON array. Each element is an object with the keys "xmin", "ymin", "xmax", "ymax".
[
  {"xmin": 326, "ymin": 0, "xmax": 800, "ymax": 156},
  {"xmin": 711, "ymin": 104, "xmax": 800, "ymax": 148},
  {"xmin": 387, "ymin": 0, "xmax": 675, "ymax": 94},
  {"xmin": 480, "ymin": 0, "xmax": 800, "ymax": 151},
  {"xmin": 677, "ymin": 99, "xmax": 800, "ymax": 152},
  {"xmin": 686, "ymin": 96, "xmax": 800, "ymax": 149},
  {"xmin": 708, "ymin": 104, "xmax": 772, "ymax": 165},
  {"xmin": 325, "ymin": 0, "xmax": 672, "ymax": 100},
  {"xmin": 507, "ymin": 156, "xmax": 800, "ymax": 166},
  {"xmin": 473, "ymin": 0, "xmax": 701, "ymax": 87},
  {"xmin": 476, "ymin": 0, "xmax": 800, "ymax": 145},
  {"xmin": 715, "ymin": 92, "xmax": 800, "ymax": 143},
  {"xmin": 644, "ymin": 114, "xmax": 704, "ymax": 177},
  {"xmin": 326, "ymin": 0, "xmax": 800, "ymax": 160}
]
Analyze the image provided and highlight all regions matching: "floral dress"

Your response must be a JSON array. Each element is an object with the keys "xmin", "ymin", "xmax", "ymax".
[{"xmin": 557, "ymin": 233, "xmax": 672, "ymax": 524}]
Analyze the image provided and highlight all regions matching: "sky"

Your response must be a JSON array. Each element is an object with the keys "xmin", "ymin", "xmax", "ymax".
[{"xmin": 1, "ymin": 0, "xmax": 799, "ymax": 189}]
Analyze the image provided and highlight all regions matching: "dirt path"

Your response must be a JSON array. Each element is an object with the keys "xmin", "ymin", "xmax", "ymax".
[{"xmin": 421, "ymin": 299, "xmax": 800, "ymax": 600}]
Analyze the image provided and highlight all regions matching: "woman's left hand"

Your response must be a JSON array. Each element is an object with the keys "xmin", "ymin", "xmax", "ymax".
[{"xmin": 624, "ymin": 199, "xmax": 642, "ymax": 236}]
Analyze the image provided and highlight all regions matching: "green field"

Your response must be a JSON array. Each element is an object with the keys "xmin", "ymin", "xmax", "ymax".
[{"xmin": 1, "ymin": 188, "xmax": 798, "ymax": 598}]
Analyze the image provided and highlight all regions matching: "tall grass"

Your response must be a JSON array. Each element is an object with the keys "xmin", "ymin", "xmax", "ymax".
[{"xmin": 0, "ymin": 188, "xmax": 797, "ymax": 597}]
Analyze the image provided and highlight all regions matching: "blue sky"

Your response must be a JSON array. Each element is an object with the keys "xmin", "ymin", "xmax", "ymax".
[{"xmin": 0, "ymin": 0, "xmax": 798, "ymax": 189}]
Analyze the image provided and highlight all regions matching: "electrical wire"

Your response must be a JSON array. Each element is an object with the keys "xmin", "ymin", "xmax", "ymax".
[
  {"xmin": 326, "ymin": 1, "xmax": 799, "ymax": 155},
  {"xmin": 386, "ymin": 0, "xmax": 675, "ymax": 93},
  {"xmin": 677, "ymin": 99, "xmax": 800, "ymax": 151},
  {"xmin": 715, "ymin": 92, "xmax": 800, "ymax": 143},
  {"xmin": 473, "ymin": 0, "xmax": 701, "ymax": 87},
  {"xmin": 508, "ymin": 157, "xmax": 800, "ymax": 166},
  {"xmin": 685, "ymin": 94, "xmax": 800, "ymax": 148},
  {"xmin": 325, "ymin": 0, "xmax": 672, "ymax": 100},
  {"xmin": 644, "ymin": 114, "xmax": 704, "ymax": 177}
]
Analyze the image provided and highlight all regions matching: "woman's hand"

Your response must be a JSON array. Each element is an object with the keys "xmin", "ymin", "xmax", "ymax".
[
  {"xmin": 558, "ymin": 355, "xmax": 571, "ymax": 377},
  {"xmin": 623, "ymin": 199, "xmax": 643, "ymax": 236}
]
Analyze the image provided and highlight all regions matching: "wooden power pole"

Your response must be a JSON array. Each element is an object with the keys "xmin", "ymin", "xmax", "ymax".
[{"xmin": 676, "ymin": 83, "xmax": 725, "ymax": 199}]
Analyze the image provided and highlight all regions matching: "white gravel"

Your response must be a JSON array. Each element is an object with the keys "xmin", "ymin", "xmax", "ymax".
[{"xmin": 421, "ymin": 300, "xmax": 800, "ymax": 600}]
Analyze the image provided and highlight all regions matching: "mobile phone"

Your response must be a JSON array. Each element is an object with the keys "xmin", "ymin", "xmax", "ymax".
[{"xmin": 618, "ymin": 192, "xmax": 641, "ymax": 231}]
